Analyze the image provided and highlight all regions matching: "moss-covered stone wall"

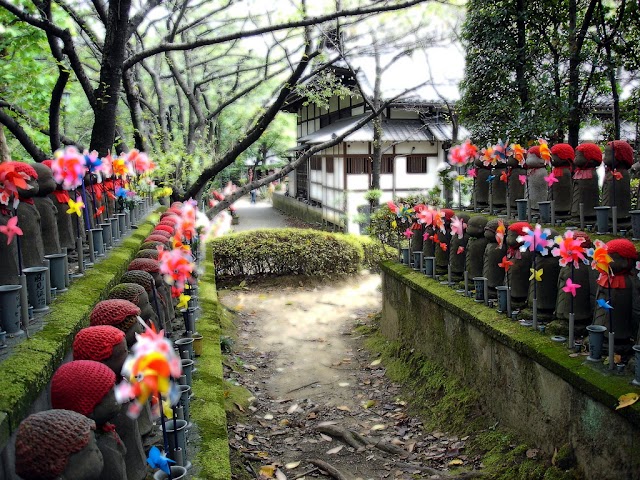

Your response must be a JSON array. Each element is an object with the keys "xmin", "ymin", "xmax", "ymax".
[
  {"xmin": 189, "ymin": 243, "xmax": 231, "ymax": 480},
  {"xmin": 381, "ymin": 261, "xmax": 640, "ymax": 479},
  {"xmin": 273, "ymin": 193, "xmax": 335, "ymax": 227}
]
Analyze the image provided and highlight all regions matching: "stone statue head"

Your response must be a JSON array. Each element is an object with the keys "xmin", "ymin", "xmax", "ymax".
[
  {"xmin": 524, "ymin": 146, "xmax": 546, "ymax": 169},
  {"xmin": 89, "ymin": 299, "xmax": 142, "ymax": 348},
  {"xmin": 136, "ymin": 249, "xmax": 160, "ymax": 260},
  {"xmin": 466, "ymin": 215, "xmax": 489, "ymax": 239},
  {"xmin": 73, "ymin": 326, "xmax": 128, "ymax": 376},
  {"xmin": 108, "ymin": 283, "xmax": 157, "ymax": 328},
  {"xmin": 506, "ymin": 222, "xmax": 531, "ymax": 248},
  {"xmin": 574, "ymin": 143, "xmax": 603, "ymax": 169},
  {"xmin": 33, "ymin": 163, "xmax": 57, "ymax": 196},
  {"xmin": 127, "ymin": 258, "xmax": 163, "ymax": 290},
  {"xmin": 51, "ymin": 360, "xmax": 117, "ymax": 424},
  {"xmin": 120, "ymin": 270, "xmax": 155, "ymax": 294},
  {"xmin": 550, "ymin": 144, "xmax": 575, "ymax": 167},
  {"xmin": 9, "ymin": 161, "xmax": 39, "ymax": 198},
  {"xmin": 606, "ymin": 238, "xmax": 638, "ymax": 274},
  {"xmin": 604, "ymin": 140, "xmax": 634, "ymax": 170},
  {"xmin": 15, "ymin": 409, "xmax": 103, "ymax": 480},
  {"xmin": 484, "ymin": 218, "xmax": 507, "ymax": 242},
  {"xmin": 150, "ymin": 229, "xmax": 172, "ymax": 240}
]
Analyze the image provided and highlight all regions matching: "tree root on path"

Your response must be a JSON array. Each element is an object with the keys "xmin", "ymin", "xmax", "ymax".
[
  {"xmin": 315, "ymin": 425, "xmax": 484, "ymax": 479},
  {"xmin": 308, "ymin": 459, "xmax": 350, "ymax": 480}
]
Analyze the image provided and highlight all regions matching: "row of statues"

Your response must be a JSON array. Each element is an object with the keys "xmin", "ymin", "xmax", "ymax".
[
  {"xmin": 13, "ymin": 206, "xmax": 192, "ymax": 480},
  {"xmin": 409, "ymin": 213, "xmax": 640, "ymax": 354},
  {"xmin": 472, "ymin": 140, "xmax": 636, "ymax": 225}
]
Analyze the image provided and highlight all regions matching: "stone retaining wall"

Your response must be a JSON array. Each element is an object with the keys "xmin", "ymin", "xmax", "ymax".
[
  {"xmin": 273, "ymin": 193, "xmax": 337, "ymax": 227},
  {"xmin": 381, "ymin": 261, "xmax": 640, "ymax": 480}
]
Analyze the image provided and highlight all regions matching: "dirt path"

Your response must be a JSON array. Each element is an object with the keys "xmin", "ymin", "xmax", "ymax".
[{"xmin": 220, "ymin": 274, "xmax": 480, "ymax": 480}]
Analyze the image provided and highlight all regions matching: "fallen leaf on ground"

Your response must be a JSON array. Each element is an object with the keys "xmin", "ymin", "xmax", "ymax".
[
  {"xmin": 285, "ymin": 461, "xmax": 301, "ymax": 469},
  {"xmin": 275, "ymin": 469, "xmax": 287, "ymax": 480},
  {"xmin": 320, "ymin": 433, "xmax": 333, "ymax": 441},
  {"xmin": 616, "ymin": 393, "xmax": 639, "ymax": 410},
  {"xmin": 337, "ymin": 405, "xmax": 351, "ymax": 411},
  {"xmin": 264, "ymin": 414, "xmax": 274, "ymax": 420},
  {"xmin": 526, "ymin": 449, "xmax": 539, "ymax": 459},
  {"xmin": 338, "ymin": 382, "xmax": 350, "ymax": 387},
  {"xmin": 259, "ymin": 465, "xmax": 276, "ymax": 477},
  {"xmin": 448, "ymin": 459, "xmax": 464, "ymax": 466},
  {"xmin": 371, "ymin": 424, "xmax": 386, "ymax": 431},
  {"xmin": 287, "ymin": 404, "xmax": 299, "ymax": 414},
  {"xmin": 370, "ymin": 359, "xmax": 382, "ymax": 366},
  {"xmin": 326, "ymin": 445, "xmax": 344, "ymax": 455},
  {"xmin": 362, "ymin": 399, "xmax": 376, "ymax": 409}
]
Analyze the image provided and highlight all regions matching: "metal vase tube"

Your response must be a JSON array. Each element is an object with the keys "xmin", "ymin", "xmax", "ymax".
[
  {"xmin": 165, "ymin": 419, "xmax": 188, "ymax": 463},
  {"xmin": 632, "ymin": 345, "xmax": 640, "ymax": 386},
  {"xmin": 538, "ymin": 201, "xmax": 552, "ymax": 224},
  {"xmin": 100, "ymin": 222, "xmax": 113, "ymax": 249},
  {"xmin": 516, "ymin": 199, "xmax": 527, "ymax": 221},
  {"xmin": 175, "ymin": 337, "xmax": 194, "ymax": 361},
  {"xmin": 579, "ymin": 202, "xmax": 585, "ymax": 230},
  {"xmin": 91, "ymin": 228, "xmax": 105, "ymax": 256},
  {"xmin": 43, "ymin": 259, "xmax": 52, "ymax": 305},
  {"xmin": 45, "ymin": 253, "xmax": 68, "ymax": 293},
  {"xmin": 586, "ymin": 325, "xmax": 607, "ymax": 361},
  {"xmin": 76, "ymin": 236, "xmax": 85, "ymax": 274},
  {"xmin": 473, "ymin": 277, "xmax": 487, "ymax": 303},
  {"xmin": 412, "ymin": 251, "xmax": 423, "ymax": 271},
  {"xmin": 594, "ymin": 206, "xmax": 611, "ymax": 234},
  {"xmin": 23, "ymin": 267, "xmax": 49, "ymax": 313},
  {"xmin": 568, "ymin": 312, "xmax": 575, "ymax": 350},
  {"xmin": 0, "ymin": 285, "xmax": 23, "ymax": 336},
  {"xmin": 608, "ymin": 331, "xmax": 615, "ymax": 371}
]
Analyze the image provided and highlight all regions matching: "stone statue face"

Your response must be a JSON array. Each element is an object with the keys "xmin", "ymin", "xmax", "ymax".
[
  {"xmin": 17, "ymin": 176, "xmax": 39, "ymax": 199},
  {"xmin": 124, "ymin": 320, "xmax": 143, "ymax": 348},
  {"xmin": 609, "ymin": 252, "xmax": 634, "ymax": 274},
  {"xmin": 506, "ymin": 230, "xmax": 520, "ymax": 248},
  {"xmin": 102, "ymin": 339, "xmax": 128, "ymax": 376},
  {"xmin": 88, "ymin": 389, "xmax": 119, "ymax": 426},
  {"xmin": 506, "ymin": 157, "xmax": 520, "ymax": 168},
  {"xmin": 33, "ymin": 164, "xmax": 57, "ymax": 196},
  {"xmin": 466, "ymin": 217, "xmax": 488, "ymax": 238},
  {"xmin": 525, "ymin": 152, "xmax": 545, "ymax": 169},
  {"xmin": 550, "ymin": 153, "xmax": 570, "ymax": 167},
  {"xmin": 59, "ymin": 431, "xmax": 104, "ymax": 480},
  {"xmin": 573, "ymin": 150, "xmax": 587, "ymax": 168}
]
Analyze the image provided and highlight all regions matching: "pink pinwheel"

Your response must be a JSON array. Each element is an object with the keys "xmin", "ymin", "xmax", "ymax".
[
  {"xmin": 52, "ymin": 146, "xmax": 84, "ymax": 189},
  {"xmin": 450, "ymin": 216, "xmax": 466, "ymax": 239},
  {"xmin": 544, "ymin": 172, "xmax": 559, "ymax": 187},
  {"xmin": 127, "ymin": 149, "xmax": 153, "ymax": 173},
  {"xmin": 461, "ymin": 139, "xmax": 478, "ymax": 160},
  {"xmin": 387, "ymin": 201, "xmax": 399, "ymax": 214},
  {"xmin": 562, "ymin": 278, "xmax": 581, "ymax": 297},
  {"xmin": 432, "ymin": 210, "xmax": 445, "ymax": 233},
  {"xmin": 99, "ymin": 153, "xmax": 113, "ymax": 178},
  {"xmin": 423, "ymin": 232, "xmax": 430, "ymax": 241},
  {"xmin": 517, "ymin": 224, "xmax": 554, "ymax": 255},
  {"xmin": 416, "ymin": 206, "xmax": 434, "ymax": 226},
  {"xmin": 448, "ymin": 145, "xmax": 466, "ymax": 166},
  {"xmin": 518, "ymin": 175, "xmax": 527, "ymax": 185},
  {"xmin": 158, "ymin": 247, "xmax": 194, "ymax": 289},
  {"xmin": 0, "ymin": 216, "xmax": 23, "ymax": 245},
  {"xmin": 457, "ymin": 246, "xmax": 465, "ymax": 254},
  {"xmin": 403, "ymin": 228, "xmax": 413, "ymax": 239},
  {"xmin": 468, "ymin": 168, "xmax": 477, "ymax": 178},
  {"xmin": 551, "ymin": 230, "xmax": 587, "ymax": 268}
]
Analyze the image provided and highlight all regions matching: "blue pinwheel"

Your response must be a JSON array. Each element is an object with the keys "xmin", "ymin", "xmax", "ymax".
[
  {"xmin": 597, "ymin": 298, "xmax": 613, "ymax": 310},
  {"xmin": 84, "ymin": 150, "xmax": 103, "ymax": 173},
  {"xmin": 147, "ymin": 446, "xmax": 175, "ymax": 474}
]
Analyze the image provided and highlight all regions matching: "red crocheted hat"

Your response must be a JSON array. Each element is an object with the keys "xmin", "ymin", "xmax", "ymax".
[
  {"xmin": 550, "ymin": 144, "xmax": 575, "ymax": 162},
  {"xmin": 508, "ymin": 222, "xmax": 530, "ymax": 236},
  {"xmin": 136, "ymin": 249, "xmax": 160, "ymax": 260},
  {"xmin": 73, "ymin": 326, "xmax": 125, "ymax": 362},
  {"xmin": 572, "ymin": 231, "xmax": 592, "ymax": 249},
  {"xmin": 89, "ymin": 299, "xmax": 141, "ymax": 330},
  {"xmin": 151, "ymin": 229, "xmax": 172, "ymax": 239},
  {"xmin": 8, "ymin": 161, "xmax": 38, "ymax": 179},
  {"xmin": 51, "ymin": 361, "xmax": 116, "ymax": 416},
  {"xmin": 576, "ymin": 143, "xmax": 603, "ymax": 164},
  {"xmin": 606, "ymin": 239, "xmax": 637, "ymax": 260},
  {"xmin": 159, "ymin": 216, "xmax": 178, "ymax": 225},
  {"xmin": 160, "ymin": 211, "xmax": 179, "ymax": 219},
  {"xmin": 15, "ymin": 409, "xmax": 96, "ymax": 480},
  {"xmin": 154, "ymin": 224, "xmax": 175, "ymax": 234},
  {"xmin": 442, "ymin": 209, "xmax": 455, "ymax": 220},
  {"xmin": 145, "ymin": 234, "xmax": 171, "ymax": 245},
  {"xmin": 42, "ymin": 160, "xmax": 53, "ymax": 169},
  {"xmin": 128, "ymin": 258, "xmax": 160, "ymax": 273},
  {"xmin": 607, "ymin": 140, "xmax": 634, "ymax": 167},
  {"xmin": 528, "ymin": 146, "xmax": 541, "ymax": 158}
]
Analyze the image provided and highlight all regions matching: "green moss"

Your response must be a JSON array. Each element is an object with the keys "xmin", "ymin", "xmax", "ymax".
[
  {"xmin": 189, "ymin": 244, "xmax": 232, "ymax": 480},
  {"xmin": 0, "ymin": 210, "xmax": 161, "ymax": 446},
  {"xmin": 222, "ymin": 380, "xmax": 252, "ymax": 418},
  {"xmin": 381, "ymin": 261, "xmax": 640, "ymax": 428}
]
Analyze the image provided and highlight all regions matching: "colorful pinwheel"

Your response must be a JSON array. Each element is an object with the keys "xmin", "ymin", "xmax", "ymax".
[
  {"xmin": 529, "ymin": 268, "xmax": 543, "ymax": 282},
  {"xmin": 588, "ymin": 240, "xmax": 612, "ymax": 275},
  {"xmin": 518, "ymin": 174, "xmax": 527, "ymax": 185},
  {"xmin": 0, "ymin": 216, "xmax": 23, "ymax": 245},
  {"xmin": 52, "ymin": 147, "xmax": 84, "ymax": 189},
  {"xmin": 499, "ymin": 256, "xmax": 513, "ymax": 272},
  {"xmin": 496, "ymin": 220, "xmax": 505, "ymax": 249},
  {"xmin": 551, "ymin": 230, "xmax": 587, "ymax": 268},
  {"xmin": 468, "ymin": 168, "xmax": 477, "ymax": 178},
  {"xmin": 66, "ymin": 197, "xmax": 85, "ymax": 217},
  {"xmin": 510, "ymin": 143, "xmax": 526, "ymax": 166},
  {"xmin": 562, "ymin": 278, "xmax": 581, "ymax": 297},
  {"xmin": 517, "ymin": 224, "xmax": 554, "ymax": 256},
  {"xmin": 450, "ymin": 216, "xmax": 466, "ymax": 239},
  {"xmin": 544, "ymin": 172, "xmax": 559, "ymax": 187},
  {"xmin": 403, "ymin": 228, "xmax": 413, "ymax": 239},
  {"xmin": 147, "ymin": 446, "xmax": 175, "ymax": 474}
]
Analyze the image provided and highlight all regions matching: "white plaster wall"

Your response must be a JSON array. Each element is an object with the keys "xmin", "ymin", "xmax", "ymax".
[
  {"xmin": 347, "ymin": 174, "xmax": 369, "ymax": 191},
  {"xmin": 346, "ymin": 142, "xmax": 369, "ymax": 154},
  {"xmin": 395, "ymin": 141, "xmax": 438, "ymax": 155}
]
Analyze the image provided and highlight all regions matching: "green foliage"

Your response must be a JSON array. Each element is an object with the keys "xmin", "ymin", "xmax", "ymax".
[
  {"xmin": 364, "ymin": 188, "xmax": 383, "ymax": 203},
  {"xmin": 369, "ymin": 205, "xmax": 400, "ymax": 246},
  {"xmin": 211, "ymin": 229, "xmax": 364, "ymax": 279},
  {"xmin": 294, "ymin": 70, "xmax": 353, "ymax": 110}
]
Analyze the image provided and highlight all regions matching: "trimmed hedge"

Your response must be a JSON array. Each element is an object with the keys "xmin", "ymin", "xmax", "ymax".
[{"xmin": 211, "ymin": 229, "xmax": 393, "ymax": 279}]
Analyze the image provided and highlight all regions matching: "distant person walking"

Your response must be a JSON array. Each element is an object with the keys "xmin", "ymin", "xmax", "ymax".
[
  {"xmin": 267, "ymin": 182, "xmax": 275, "ymax": 203},
  {"xmin": 250, "ymin": 188, "xmax": 257, "ymax": 204}
]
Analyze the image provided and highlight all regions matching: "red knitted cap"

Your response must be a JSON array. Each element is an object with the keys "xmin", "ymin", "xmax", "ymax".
[
  {"xmin": 528, "ymin": 146, "xmax": 541, "ymax": 157},
  {"xmin": 128, "ymin": 258, "xmax": 160, "ymax": 273},
  {"xmin": 51, "ymin": 361, "xmax": 116, "ymax": 416},
  {"xmin": 442, "ymin": 209, "xmax": 455, "ymax": 220},
  {"xmin": 15, "ymin": 409, "xmax": 96, "ymax": 480},
  {"xmin": 576, "ymin": 143, "xmax": 603, "ymax": 164},
  {"xmin": 73, "ymin": 326, "xmax": 125, "ymax": 362},
  {"xmin": 42, "ymin": 160, "xmax": 53, "ymax": 169},
  {"xmin": 8, "ymin": 161, "xmax": 38, "ymax": 179},
  {"xmin": 160, "ymin": 211, "xmax": 179, "ymax": 219},
  {"xmin": 151, "ymin": 229, "xmax": 172, "ymax": 239},
  {"xmin": 120, "ymin": 270, "xmax": 155, "ymax": 292},
  {"xmin": 508, "ymin": 222, "xmax": 531, "ymax": 236},
  {"xmin": 550, "ymin": 144, "xmax": 575, "ymax": 162},
  {"xmin": 154, "ymin": 224, "xmax": 174, "ymax": 234},
  {"xmin": 90, "ymin": 299, "xmax": 141, "ymax": 328},
  {"xmin": 606, "ymin": 239, "xmax": 637, "ymax": 260},
  {"xmin": 607, "ymin": 140, "xmax": 634, "ymax": 167},
  {"xmin": 159, "ymin": 217, "xmax": 178, "ymax": 226},
  {"xmin": 145, "ymin": 234, "xmax": 171, "ymax": 245},
  {"xmin": 136, "ymin": 249, "xmax": 160, "ymax": 260}
]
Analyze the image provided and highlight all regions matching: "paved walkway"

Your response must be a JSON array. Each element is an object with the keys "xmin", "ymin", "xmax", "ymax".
[{"xmin": 232, "ymin": 197, "xmax": 290, "ymax": 231}]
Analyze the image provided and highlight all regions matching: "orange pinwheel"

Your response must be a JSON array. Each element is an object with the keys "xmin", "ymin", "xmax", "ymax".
[
  {"xmin": 498, "ymin": 256, "xmax": 513, "ymax": 272},
  {"xmin": 510, "ymin": 143, "xmax": 526, "ymax": 166},
  {"xmin": 538, "ymin": 139, "xmax": 551, "ymax": 163},
  {"xmin": 112, "ymin": 158, "xmax": 128, "ymax": 177},
  {"xmin": 590, "ymin": 240, "xmax": 612, "ymax": 275}
]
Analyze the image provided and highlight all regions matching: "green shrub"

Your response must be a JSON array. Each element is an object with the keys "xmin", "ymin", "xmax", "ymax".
[
  {"xmin": 211, "ymin": 229, "xmax": 364, "ymax": 279},
  {"xmin": 344, "ymin": 234, "xmax": 396, "ymax": 271}
]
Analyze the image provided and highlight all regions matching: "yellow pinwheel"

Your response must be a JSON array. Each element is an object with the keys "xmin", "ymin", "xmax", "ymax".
[
  {"xmin": 177, "ymin": 294, "xmax": 191, "ymax": 309},
  {"xmin": 66, "ymin": 197, "xmax": 85, "ymax": 217},
  {"xmin": 529, "ymin": 268, "xmax": 543, "ymax": 282}
]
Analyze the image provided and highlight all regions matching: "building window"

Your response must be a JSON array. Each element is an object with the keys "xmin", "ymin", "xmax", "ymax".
[
  {"xmin": 346, "ymin": 157, "xmax": 370, "ymax": 174},
  {"xmin": 381, "ymin": 155, "xmax": 394, "ymax": 174},
  {"xmin": 310, "ymin": 156, "xmax": 322, "ymax": 171},
  {"xmin": 326, "ymin": 156, "xmax": 334, "ymax": 173},
  {"xmin": 406, "ymin": 155, "xmax": 429, "ymax": 174}
]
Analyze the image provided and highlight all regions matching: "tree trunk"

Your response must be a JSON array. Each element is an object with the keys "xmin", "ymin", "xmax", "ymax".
[
  {"xmin": 89, "ymin": 0, "xmax": 133, "ymax": 156},
  {"xmin": 0, "ymin": 123, "xmax": 10, "ymax": 161},
  {"xmin": 515, "ymin": 0, "xmax": 528, "ymax": 111},
  {"xmin": 370, "ymin": 42, "xmax": 382, "ymax": 203},
  {"xmin": 123, "ymin": 68, "xmax": 148, "ymax": 151}
]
